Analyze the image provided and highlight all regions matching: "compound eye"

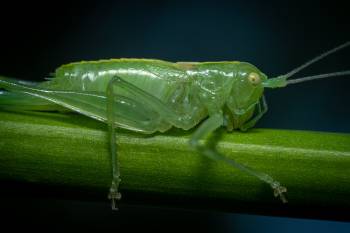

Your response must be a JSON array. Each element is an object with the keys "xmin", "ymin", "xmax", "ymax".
[{"xmin": 248, "ymin": 72, "xmax": 261, "ymax": 85}]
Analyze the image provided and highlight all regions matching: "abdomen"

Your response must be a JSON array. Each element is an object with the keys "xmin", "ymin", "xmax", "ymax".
[
  {"xmin": 40, "ymin": 59, "xmax": 207, "ymax": 131},
  {"xmin": 43, "ymin": 59, "xmax": 187, "ymax": 102}
]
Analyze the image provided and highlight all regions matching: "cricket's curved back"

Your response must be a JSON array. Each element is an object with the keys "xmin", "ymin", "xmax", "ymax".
[{"xmin": 42, "ymin": 59, "xmax": 189, "ymax": 101}]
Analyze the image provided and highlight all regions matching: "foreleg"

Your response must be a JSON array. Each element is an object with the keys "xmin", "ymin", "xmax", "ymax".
[{"xmin": 240, "ymin": 95, "xmax": 268, "ymax": 131}]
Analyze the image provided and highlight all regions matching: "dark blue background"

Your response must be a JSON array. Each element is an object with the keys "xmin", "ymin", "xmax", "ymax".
[{"xmin": 0, "ymin": 0, "xmax": 349, "ymax": 232}]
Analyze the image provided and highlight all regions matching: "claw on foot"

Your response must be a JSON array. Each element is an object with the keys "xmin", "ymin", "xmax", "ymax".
[
  {"xmin": 108, "ymin": 180, "xmax": 122, "ymax": 210},
  {"xmin": 271, "ymin": 182, "xmax": 288, "ymax": 203},
  {"xmin": 108, "ymin": 191, "xmax": 122, "ymax": 210}
]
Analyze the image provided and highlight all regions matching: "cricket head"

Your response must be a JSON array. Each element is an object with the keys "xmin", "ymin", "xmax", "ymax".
[
  {"xmin": 223, "ymin": 62, "xmax": 267, "ymax": 130},
  {"xmin": 226, "ymin": 62, "xmax": 267, "ymax": 117},
  {"xmin": 224, "ymin": 41, "xmax": 350, "ymax": 130}
]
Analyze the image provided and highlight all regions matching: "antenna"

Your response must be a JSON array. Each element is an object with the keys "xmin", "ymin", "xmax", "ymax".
[
  {"xmin": 286, "ymin": 71, "xmax": 350, "ymax": 85},
  {"xmin": 263, "ymin": 41, "xmax": 350, "ymax": 88},
  {"xmin": 284, "ymin": 41, "xmax": 350, "ymax": 79}
]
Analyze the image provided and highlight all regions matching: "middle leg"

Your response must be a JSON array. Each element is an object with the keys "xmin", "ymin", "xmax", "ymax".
[{"xmin": 190, "ymin": 112, "xmax": 287, "ymax": 203}]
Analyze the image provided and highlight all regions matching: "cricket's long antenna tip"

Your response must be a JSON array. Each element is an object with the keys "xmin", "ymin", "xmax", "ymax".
[
  {"xmin": 283, "ymin": 41, "xmax": 350, "ymax": 79},
  {"xmin": 263, "ymin": 41, "xmax": 350, "ymax": 88},
  {"xmin": 286, "ymin": 70, "xmax": 350, "ymax": 85}
]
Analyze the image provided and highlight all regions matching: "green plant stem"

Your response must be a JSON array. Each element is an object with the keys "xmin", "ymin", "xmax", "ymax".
[{"xmin": 0, "ymin": 110, "xmax": 350, "ymax": 217}]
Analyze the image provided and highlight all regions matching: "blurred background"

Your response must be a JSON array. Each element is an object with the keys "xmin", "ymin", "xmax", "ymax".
[{"xmin": 0, "ymin": 0, "xmax": 349, "ymax": 232}]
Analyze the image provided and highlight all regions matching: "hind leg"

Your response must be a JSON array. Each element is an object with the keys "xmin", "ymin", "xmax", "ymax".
[
  {"xmin": 105, "ymin": 76, "xmax": 200, "ymax": 209},
  {"xmin": 106, "ymin": 79, "xmax": 167, "ymax": 210}
]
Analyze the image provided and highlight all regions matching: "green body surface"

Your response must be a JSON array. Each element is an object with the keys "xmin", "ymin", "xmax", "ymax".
[{"xmin": 0, "ymin": 59, "xmax": 266, "ymax": 133}]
